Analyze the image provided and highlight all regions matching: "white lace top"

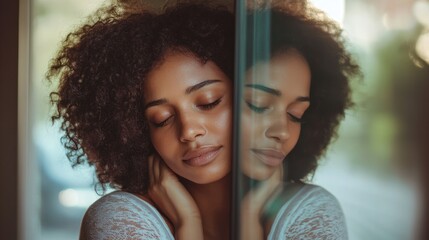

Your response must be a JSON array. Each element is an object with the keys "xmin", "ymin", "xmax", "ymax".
[
  {"xmin": 80, "ymin": 185, "xmax": 346, "ymax": 239},
  {"xmin": 268, "ymin": 184, "xmax": 348, "ymax": 240},
  {"xmin": 80, "ymin": 191, "xmax": 174, "ymax": 240}
]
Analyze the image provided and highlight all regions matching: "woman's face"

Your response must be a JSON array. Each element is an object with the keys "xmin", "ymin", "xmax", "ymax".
[
  {"xmin": 241, "ymin": 49, "xmax": 311, "ymax": 180},
  {"xmin": 144, "ymin": 52, "xmax": 232, "ymax": 184}
]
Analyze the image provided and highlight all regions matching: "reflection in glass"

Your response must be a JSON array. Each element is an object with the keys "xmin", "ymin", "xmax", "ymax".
[{"xmin": 236, "ymin": 2, "xmax": 359, "ymax": 239}]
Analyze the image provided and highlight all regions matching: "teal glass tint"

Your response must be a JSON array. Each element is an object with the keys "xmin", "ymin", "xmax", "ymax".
[{"xmin": 234, "ymin": 1, "xmax": 427, "ymax": 240}]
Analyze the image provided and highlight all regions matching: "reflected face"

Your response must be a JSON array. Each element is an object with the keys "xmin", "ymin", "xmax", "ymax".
[
  {"xmin": 241, "ymin": 49, "xmax": 311, "ymax": 180},
  {"xmin": 144, "ymin": 52, "xmax": 232, "ymax": 184}
]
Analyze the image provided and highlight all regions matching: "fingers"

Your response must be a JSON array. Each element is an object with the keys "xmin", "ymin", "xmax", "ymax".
[
  {"xmin": 146, "ymin": 153, "xmax": 200, "ymax": 227},
  {"xmin": 244, "ymin": 167, "xmax": 283, "ymax": 213},
  {"xmin": 153, "ymin": 154, "xmax": 161, "ymax": 183},
  {"xmin": 149, "ymin": 154, "xmax": 163, "ymax": 185},
  {"xmin": 252, "ymin": 180, "xmax": 278, "ymax": 204},
  {"xmin": 258, "ymin": 167, "xmax": 283, "ymax": 200},
  {"xmin": 159, "ymin": 158, "xmax": 175, "ymax": 181},
  {"xmin": 148, "ymin": 154, "xmax": 176, "ymax": 220},
  {"xmin": 268, "ymin": 166, "xmax": 283, "ymax": 186},
  {"xmin": 148, "ymin": 155, "xmax": 154, "ymax": 185},
  {"xmin": 149, "ymin": 153, "xmax": 177, "ymax": 186}
]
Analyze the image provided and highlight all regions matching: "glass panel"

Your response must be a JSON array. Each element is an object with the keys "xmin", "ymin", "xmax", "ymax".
[
  {"xmin": 27, "ymin": 0, "xmax": 428, "ymax": 239},
  {"xmin": 235, "ymin": 1, "xmax": 426, "ymax": 239}
]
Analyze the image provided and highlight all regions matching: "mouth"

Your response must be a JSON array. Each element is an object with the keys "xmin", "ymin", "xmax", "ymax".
[
  {"xmin": 183, "ymin": 146, "xmax": 222, "ymax": 167},
  {"xmin": 251, "ymin": 148, "xmax": 286, "ymax": 167}
]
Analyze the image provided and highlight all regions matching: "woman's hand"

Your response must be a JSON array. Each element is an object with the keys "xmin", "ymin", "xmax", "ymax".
[
  {"xmin": 240, "ymin": 167, "xmax": 283, "ymax": 240},
  {"xmin": 147, "ymin": 154, "xmax": 203, "ymax": 239}
]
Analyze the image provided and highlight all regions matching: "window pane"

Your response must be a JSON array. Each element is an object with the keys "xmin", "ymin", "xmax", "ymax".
[
  {"xmin": 31, "ymin": 1, "xmax": 104, "ymax": 239},
  {"xmin": 235, "ymin": 1, "xmax": 425, "ymax": 239}
]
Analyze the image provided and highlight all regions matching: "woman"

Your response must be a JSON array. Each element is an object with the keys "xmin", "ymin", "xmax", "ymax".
[
  {"xmin": 239, "ymin": 4, "xmax": 360, "ymax": 240},
  {"xmin": 47, "ymin": 2, "xmax": 234, "ymax": 239}
]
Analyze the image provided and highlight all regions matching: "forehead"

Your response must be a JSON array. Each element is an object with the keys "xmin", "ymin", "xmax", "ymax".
[
  {"xmin": 245, "ymin": 50, "xmax": 311, "ymax": 94},
  {"xmin": 144, "ymin": 52, "xmax": 229, "ymax": 100}
]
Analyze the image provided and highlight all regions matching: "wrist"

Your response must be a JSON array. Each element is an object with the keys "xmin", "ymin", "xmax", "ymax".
[
  {"xmin": 174, "ymin": 219, "xmax": 203, "ymax": 240},
  {"xmin": 175, "ymin": 215, "xmax": 202, "ymax": 228}
]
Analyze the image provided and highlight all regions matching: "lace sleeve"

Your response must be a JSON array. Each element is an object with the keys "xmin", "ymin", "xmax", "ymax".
[
  {"xmin": 269, "ymin": 185, "xmax": 348, "ymax": 240},
  {"xmin": 79, "ymin": 191, "xmax": 174, "ymax": 240}
]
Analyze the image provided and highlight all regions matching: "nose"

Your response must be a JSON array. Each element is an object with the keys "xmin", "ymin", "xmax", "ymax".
[
  {"xmin": 178, "ymin": 112, "xmax": 206, "ymax": 142},
  {"xmin": 265, "ymin": 115, "xmax": 290, "ymax": 143}
]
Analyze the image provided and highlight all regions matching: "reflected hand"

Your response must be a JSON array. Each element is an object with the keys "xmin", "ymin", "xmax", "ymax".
[
  {"xmin": 241, "ymin": 167, "xmax": 283, "ymax": 240},
  {"xmin": 147, "ymin": 154, "xmax": 203, "ymax": 239}
]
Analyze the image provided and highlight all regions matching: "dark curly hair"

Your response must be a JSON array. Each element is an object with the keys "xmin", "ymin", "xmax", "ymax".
[
  {"xmin": 47, "ymin": 3, "xmax": 234, "ymax": 194},
  {"xmin": 245, "ymin": 6, "xmax": 360, "ymax": 182}
]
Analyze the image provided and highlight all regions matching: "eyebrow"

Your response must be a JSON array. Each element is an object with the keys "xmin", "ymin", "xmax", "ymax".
[
  {"xmin": 144, "ymin": 98, "xmax": 167, "ymax": 110},
  {"xmin": 144, "ymin": 79, "xmax": 222, "ymax": 110},
  {"xmin": 185, "ymin": 79, "xmax": 221, "ymax": 94},
  {"xmin": 245, "ymin": 84, "xmax": 310, "ymax": 102},
  {"xmin": 295, "ymin": 96, "xmax": 310, "ymax": 102},
  {"xmin": 245, "ymin": 84, "xmax": 281, "ymax": 96}
]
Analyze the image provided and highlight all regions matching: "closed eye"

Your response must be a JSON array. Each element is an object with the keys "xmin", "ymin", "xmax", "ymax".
[
  {"xmin": 152, "ymin": 115, "xmax": 174, "ymax": 128},
  {"xmin": 198, "ymin": 98, "xmax": 222, "ymax": 110},
  {"xmin": 288, "ymin": 113, "xmax": 303, "ymax": 123},
  {"xmin": 246, "ymin": 101, "xmax": 269, "ymax": 113}
]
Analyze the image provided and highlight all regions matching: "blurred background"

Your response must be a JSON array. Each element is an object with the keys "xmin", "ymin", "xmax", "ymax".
[
  {"xmin": 310, "ymin": 1, "xmax": 429, "ymax": 239},
  {"xmin": 2, "ymin": 0, "xmax": 427, "ymax": 239},
  {"xmin": 29, "ymin": 1, "xmax": 107, "ymax": 239}
]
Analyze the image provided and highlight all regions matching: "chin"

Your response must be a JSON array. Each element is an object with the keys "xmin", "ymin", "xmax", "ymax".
[
  {"xmin": 241, "ymin": 162, "xmax": 276, "ymax": 181},
  {"xmin": 180, "ymin": 166, "xmax": 231, "ymax": 185}
]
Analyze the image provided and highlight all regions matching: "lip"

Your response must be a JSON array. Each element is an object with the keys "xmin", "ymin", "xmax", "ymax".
[
  {"xmin": 251, "ymin": 148, "xmax": 286, "ymax": 167},
  {"xmin": 183, "ymin": 146, "xmax": 222, "ymax": 167}
]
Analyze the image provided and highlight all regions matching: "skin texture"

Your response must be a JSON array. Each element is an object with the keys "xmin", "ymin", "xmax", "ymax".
[
  {"xmin": 241, "ymin": 50, "xmax": 311, "ymax": 180},
  {"xmin": 241, "ymin": 167, "xmax": 283, "ymax": 240},
  {"xmin": 144, "ymin": 52, "xmax": 232, "ymax": 184},
  {"xmin": 143, "ymin": 52, "xmax": 232, "ymax": 240},
  {"xmin": 237, "ymin": 5, "xmax": 359, "ymax": 239},
  {"xmin": 245, "ymin": 8, "xmax": 359, "ymax": 183},
  {"xmin": 146, "ymin": 154, "xmax": 203, "ymax": 239},
  {"xmin": 240, "ymin": 50, "xmax": 311, "ymax": 240}
]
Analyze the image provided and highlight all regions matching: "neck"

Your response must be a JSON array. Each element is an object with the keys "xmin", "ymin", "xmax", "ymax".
[{"xmin": 182, "ymin": 173, "xmax": 231, "ymax": 240}]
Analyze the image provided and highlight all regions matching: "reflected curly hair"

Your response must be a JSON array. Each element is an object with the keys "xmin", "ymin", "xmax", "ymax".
[
  {"xmin": 245, "ymin": 6, "xmax": 360, "ymax": 182},
  {"xmin": 47, "ymin": 3, "xmax": 234, "ymax": 194}
]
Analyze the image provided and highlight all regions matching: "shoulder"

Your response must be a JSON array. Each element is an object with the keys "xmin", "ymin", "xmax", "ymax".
[
  {"xmin": 297, "ymin": 184, "xmax": 343, "ymax": 209},
  {"xmin": 271, "ymin": 184, "xmax": 348, "ymax": 239},
  {"xmin": 80, "ymin": 191, "xmax": 173, "ymax": 240}
]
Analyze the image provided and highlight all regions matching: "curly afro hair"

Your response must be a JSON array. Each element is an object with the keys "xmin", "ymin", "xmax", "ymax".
[
  {"xmin": 47, "ymin": 3, "xmax": 234, "ymax": 194},
  {"xmin": 244, "ymin": 6, "xmax": 360, "ymax": 182}
]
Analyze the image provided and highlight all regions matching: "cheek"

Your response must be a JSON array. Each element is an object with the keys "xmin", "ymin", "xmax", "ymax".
[
  {"xmin": 149, "ymin": 131, "xmax": 163, "ymax": 154},
  {"xmin": 209, "ymin": 105, "xmax": 232, "ymax": 138},
  {"xmin": 285, "ymin": 125, "xmax": 302, "ymax": 153},
  {"xmin": 240, "ymin": 113, "xmax": 252, "ymax": 145},
  {"xmin": 216, "ymin": 110, "xmax": 231, "ymax": 129},
  {"xmin": 241, "ymin": 111, "xmax": 271, "ymax": 149},
  {"xmin": 149, "ymin": 128, "xmax": 175, "ymax": 160}
]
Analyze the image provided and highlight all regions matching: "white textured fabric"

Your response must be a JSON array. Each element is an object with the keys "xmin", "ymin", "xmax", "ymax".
[
  {"xmin": 268, "ymin": 184, "xmax": 348, "ymax": 240},
  {"xmin": 80, "ymin": 191, "xmax": 174, "ymax": 240},
  {"xmin": 80, "ymin": 186, "xmax": 346, "ymax": 240}
]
